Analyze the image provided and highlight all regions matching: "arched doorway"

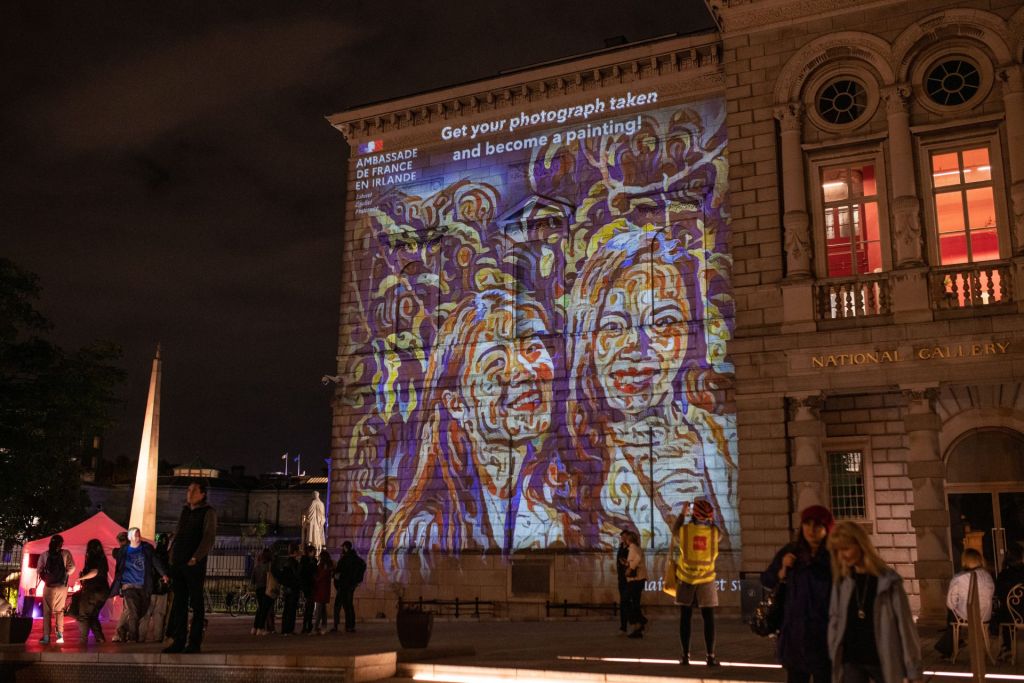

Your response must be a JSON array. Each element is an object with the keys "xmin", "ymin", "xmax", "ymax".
[{"xmin": 945, "ymin": 428, "xmax": 1024, "ymax": 573}]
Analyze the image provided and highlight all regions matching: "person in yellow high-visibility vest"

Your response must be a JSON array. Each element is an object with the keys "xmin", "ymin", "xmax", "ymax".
[{"xmin": 671, "ymin": 499, "xmax": 721, "ymax": 666}]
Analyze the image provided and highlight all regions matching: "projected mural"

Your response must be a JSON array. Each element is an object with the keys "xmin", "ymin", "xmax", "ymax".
[{"xmin": 336, "ymin": 95, "xmax": 736, "ymax": 578}]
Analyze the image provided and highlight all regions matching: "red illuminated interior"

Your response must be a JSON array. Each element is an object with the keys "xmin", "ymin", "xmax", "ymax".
[
  {"xmin": 932, "ymin": 147, "xmax": 998, "ymax": 265},
  {"xmin": 822, "ymin": 163, "xmax": 881, "ymax": 277}
]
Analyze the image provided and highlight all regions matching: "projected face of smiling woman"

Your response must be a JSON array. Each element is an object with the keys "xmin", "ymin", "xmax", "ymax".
[
  {"xmin": 595, "ymin": 259, "xmax": 687, "ymax": 414},
  {"xmin": 455, "ymin": 308, "xmax": 554, "ymax": 447}
]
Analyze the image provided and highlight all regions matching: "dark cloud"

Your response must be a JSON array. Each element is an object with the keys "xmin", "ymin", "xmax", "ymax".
[{"xmin": 2, "ymin": 1, "xmax": 713, "ymax": 475}]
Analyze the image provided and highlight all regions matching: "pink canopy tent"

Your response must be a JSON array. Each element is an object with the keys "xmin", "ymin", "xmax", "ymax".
[{"xmin": 18, "ymin": 512, "xmax": 125, "ymax": 619}]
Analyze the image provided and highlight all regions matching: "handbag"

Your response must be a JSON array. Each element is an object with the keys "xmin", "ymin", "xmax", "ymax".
[
  {"xmin": 750, "ymin": 581, "xmax": 786, "ymax": 637},
  {"xmin": 265, "ymin": 570, "xmax": 280, "ymax": 600},
  {"xmin": 66, "ymin": 591, "xmax": 82, "ymax": 618},
  {"xmin": 662, "ymin": 537, "xmax": 678, "ymax": 598}
]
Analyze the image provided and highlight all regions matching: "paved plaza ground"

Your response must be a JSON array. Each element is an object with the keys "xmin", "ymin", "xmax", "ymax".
[{"xmin": 4, "ymin": 612, "xmax": 1022, "ymax": 681}]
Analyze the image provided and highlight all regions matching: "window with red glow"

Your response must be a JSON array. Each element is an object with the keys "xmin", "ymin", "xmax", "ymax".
[
  {"xmin": 931, "ymin": 146, "xmax": 999, "ymax": 264},
  {"xmin": 821, "ymin": 163, "xmax": 882, "ymax": 277}
]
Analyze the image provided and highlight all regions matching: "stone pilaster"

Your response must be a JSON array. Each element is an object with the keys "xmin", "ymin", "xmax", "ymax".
[
  {"xmin": 882, "ymin": 84, "xmax": 924, "ymax": 268},
  {"xmin": 775, "ymin": 103, "xmax": 811, "ymax": 278},
  {"xmin": 788, "ymin": 394, "xmax": 825, "ymax": 525},
  {"xmin": 997, "ymin": 66, "xmax": 1024, "ymax": 254},
  {"xmin": 902, "ymin": 386, "xmax": 951, "ymax": 623}
]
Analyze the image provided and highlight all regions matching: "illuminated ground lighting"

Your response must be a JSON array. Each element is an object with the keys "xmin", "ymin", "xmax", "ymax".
[
  {"xmin": 923, "ymin": 674, "xmax": 1024, "ymax": 681},
  {"xmin": 559, "ymin": 655, "xmax": 782, "ymax": 668},
  {"xmin": 413, "ymin": 662, "xmax": 1024, "ymax": 683}
]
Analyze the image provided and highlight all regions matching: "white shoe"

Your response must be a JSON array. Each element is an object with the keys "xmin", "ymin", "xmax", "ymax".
[{"xmin": 56, "ymin": 634, "xmax": 64, "ymax": 644}]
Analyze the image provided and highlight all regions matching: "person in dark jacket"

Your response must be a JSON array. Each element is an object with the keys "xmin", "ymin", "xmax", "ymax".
[
  {"xmin": 616, "ymin": 533, "xmax": 630, "ymax": 635},
  {"xmin": 762, "ymin": 505, "xmax": 835, "ymax": 683},
  {"xmin": 299, "ymin": 544, "xmax": 317, "ymax": 634},
  {"xmin": 75, "ymin": 539, "xmax": 110, "ymax": 645},
  {"xmin": 137, "ymin": 533, "xmax": 172, "ymax": 642},
  {"xmin": 109, "ymin": 527, "xmax": 170, "ymax": 643},
  {"xmin": 274, "ymin": 543, "xmax": 302, "ymax": 635},
  {"xmin": 332, "ymin": 541, "xmax": 365, "ymax": 632},
  {"xmin": 250, "ymin": 548, "xmax": 274, "ymax": 635},
  {"xmin": 164, "ymin": 480, "xmax": 218, "ymax": 653}
]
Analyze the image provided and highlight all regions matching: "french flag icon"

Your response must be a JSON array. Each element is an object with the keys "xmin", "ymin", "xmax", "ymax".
[{"xmin": 359, "ymin": 139, "xmax": 383, "ymax": 154}]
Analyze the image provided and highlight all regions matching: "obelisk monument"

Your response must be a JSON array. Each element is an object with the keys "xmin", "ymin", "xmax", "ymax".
[{"xmin": 129, "ymin": 344, "xmax": 161, "ymax": 540}]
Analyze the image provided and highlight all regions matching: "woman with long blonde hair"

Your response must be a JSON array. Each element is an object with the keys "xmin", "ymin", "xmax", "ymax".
[{"xmin": 827, "ymin": 522, "xmax": 921, "ymax": 683}]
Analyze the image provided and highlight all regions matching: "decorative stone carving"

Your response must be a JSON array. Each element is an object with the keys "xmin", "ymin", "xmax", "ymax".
[
  {"xmin": 784, "ymin": 211, "xmax": 812, "ymax": 277},
  {"xmin": 892, "ymin": 195, "xmax": 924, "ymax": 267},
  {"xmin": 1013, "ymin": 182, "xmax": 1024, "ymax": 255},
  {"xmin": 774, "ymin": 33, "xmax": 895, "ymax": 106},
  {"xmin": 892, "ymin": 9, "xmax": 1013, "ymax": 81},
  {"xmin": 775, "ymin": 103, "xmax": 811, "ymax": 278},
  {"xmin": 773, "ymin": 102, "xmax": 804, "ymax": 131},
  {"xmin": 786, "ymin": 394, "xmax": 822, "ymax": 422},
  {"xmin": 998, "ymin": 64, "xmax": 1024, "ymax": 95},
  {"xmin": 881, "ymin": 83, "xmax": 925, "ymax": 268},
  {"xmin": 902, "ymin": 386, "xmax": 940, "ymax": 409},
  {"xmin": 881, "ymin": 83, "xmax": 912, "ymax": 115}
]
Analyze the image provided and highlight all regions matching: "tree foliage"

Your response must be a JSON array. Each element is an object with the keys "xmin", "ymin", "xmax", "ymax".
[{"xmin": 0, "ymin": 258, "xmax": 125, "ymax": 542}]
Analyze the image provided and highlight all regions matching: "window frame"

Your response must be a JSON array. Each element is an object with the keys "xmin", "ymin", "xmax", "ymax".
[
  {"xmin": 808, "ymin": 146, "xmax": 892, "ymax": 280},
  {"xmin": 917, "ymin": 131, "xmax": 1010, "ymax": 266},
  {"xmin": 823, "ymin": 439, "xmax": 875, "ymax": 523}
]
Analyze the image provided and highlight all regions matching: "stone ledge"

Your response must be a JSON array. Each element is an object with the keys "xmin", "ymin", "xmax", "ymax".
[{"xmin": 0, "ymin": 649, "xmax": 397, "ymax": 683}]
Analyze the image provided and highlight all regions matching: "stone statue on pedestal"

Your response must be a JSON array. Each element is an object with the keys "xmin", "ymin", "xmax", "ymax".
[{"xmin": 302, "ymin": 491, "xmax": 326, "ymax": 554}]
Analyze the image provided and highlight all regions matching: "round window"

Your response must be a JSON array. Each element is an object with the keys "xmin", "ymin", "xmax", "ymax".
[
  {"xmin": 925, "ymin": 59, "xmax": 981, "ymax": 107},
  {"xmin": 816, "ymin": 79, "xmax": 867, "ymax": 126}
]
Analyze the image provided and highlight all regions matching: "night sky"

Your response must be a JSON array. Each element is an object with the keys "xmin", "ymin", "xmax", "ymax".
[{"xmin": 2, "ymin": 1, "xmax": 715, "ymax": 475}]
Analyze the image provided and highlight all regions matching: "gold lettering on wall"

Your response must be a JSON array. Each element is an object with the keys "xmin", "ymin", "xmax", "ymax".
[
  {"xmin": 915, "ymin": 342, "xmax": 1010, "ymax": 360},
  {"xmin": 810, "ymin": 341, "xmax": 1010, "ymax": 369}
]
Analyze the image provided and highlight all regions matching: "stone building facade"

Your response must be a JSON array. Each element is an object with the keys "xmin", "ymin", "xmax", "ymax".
[
  {"xmin": 713, "ymin": 0, "xmax": 1024, "ymax": 621},
  {"xmin": 328, "ymin": 0, "xmax": 1024, "ymax": 621}
]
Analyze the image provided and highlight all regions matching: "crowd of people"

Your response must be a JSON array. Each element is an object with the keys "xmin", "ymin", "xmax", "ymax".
[
  {"xmin": 32, "ymin": 482, "xmax": 1023, "ymax": 674},
  {"xmin": 35, "ymin": 480, "xmax": 216, "ymax": 652},
  {"xmin": 32, "ymin": 478, "xmax": 367, "ymax": 651},
  {"xmin": 620, "ymin": 499, "xmax": 1024, "ymax": 683},
  {"xmin": 247, "ymin": 540, "xmax": 365, "ymax": 636}
]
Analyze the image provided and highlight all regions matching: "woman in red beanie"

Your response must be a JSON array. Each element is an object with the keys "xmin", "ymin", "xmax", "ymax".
[{"xmin": 762, "ymin": 505, "xmax": 835, "ymax": 683}]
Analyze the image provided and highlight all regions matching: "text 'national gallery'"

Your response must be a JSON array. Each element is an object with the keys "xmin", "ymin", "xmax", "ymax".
[{"xmin": 324, "ymin": 0, "xmax": 1024, "ymax": 622}]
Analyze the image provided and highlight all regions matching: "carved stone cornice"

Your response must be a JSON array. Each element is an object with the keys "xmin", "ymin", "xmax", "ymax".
[
  {"xmin": 707, "ymin": 0, "xmax": 890, "ymax": 35},
  {"xmin": 331, "ymin": 40, "xmax": 721, "ymax": 142}
]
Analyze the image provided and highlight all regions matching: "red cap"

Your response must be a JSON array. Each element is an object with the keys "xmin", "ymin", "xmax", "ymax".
[{"xmin": 800, "ymin": 505, "xmax": 835, "ymax": 533}]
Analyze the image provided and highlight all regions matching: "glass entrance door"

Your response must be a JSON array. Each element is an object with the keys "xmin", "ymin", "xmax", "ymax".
[{"xmin": 948, "ymin": 491, "xmax": 1024, "ymax": 573}]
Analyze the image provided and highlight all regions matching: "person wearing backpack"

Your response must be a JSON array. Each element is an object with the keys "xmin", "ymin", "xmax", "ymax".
[
  {"xmin": 35, "ymin": 534, "xmax": 76, "ymax": 645},
  {"xmin": 332, "ymin": 541, "xmax": 365, "ymax": 633}
]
